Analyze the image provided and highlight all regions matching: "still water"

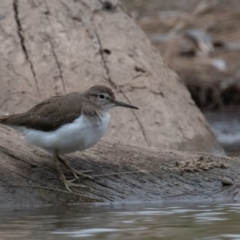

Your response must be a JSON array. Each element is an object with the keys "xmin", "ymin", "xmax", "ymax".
[{"xmin": 1, "ymin": 203, "xmax": 240, "ymax": 240}]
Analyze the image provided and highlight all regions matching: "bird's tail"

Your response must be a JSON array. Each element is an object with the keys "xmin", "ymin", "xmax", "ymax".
[
  {"xmin": 0, "ymin": 114, "xmax": 27, "ymax": 134},
  {"xmin": 0, "ymin": 113, "xmax": 24, "ymax": 126},
  {"xmin": 0, "ymin": 112, "xmax": 30, "ymax": 127}
]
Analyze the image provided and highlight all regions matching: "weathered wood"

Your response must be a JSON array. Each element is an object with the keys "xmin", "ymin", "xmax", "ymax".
[
  {"xmin": 0, "ymin": 0, "xmax": 222, "ymax": 153},
  {"xmin": 0, "ymin": 125, "xmax": 239, "ymax": 207}
]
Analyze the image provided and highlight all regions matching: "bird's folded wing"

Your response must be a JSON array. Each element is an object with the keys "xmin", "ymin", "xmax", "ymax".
[{"xmin": 0, "ymin": 93, "xmax": 83, "ymax": 132}]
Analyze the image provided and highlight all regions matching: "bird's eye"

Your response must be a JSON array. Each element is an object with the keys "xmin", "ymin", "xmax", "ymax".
[{"xmin": 98, "ymin": 94, "xmax": 105, "ymax": 99}]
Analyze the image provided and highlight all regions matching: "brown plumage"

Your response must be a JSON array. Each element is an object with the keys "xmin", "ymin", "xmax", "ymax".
[{"xmin": 0, "ymin": 85, "xmax": 117, "ymax": 132}]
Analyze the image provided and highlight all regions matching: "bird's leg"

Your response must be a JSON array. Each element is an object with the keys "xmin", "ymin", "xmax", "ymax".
[
  {"xmin": 53, "ymin": 150, "xmax": 90, "ymax": 192},
  {"xmin": 57, "ymin": 154, "xmax": 93, "ymax": 180},
  {"xmin": 53, "ymin": 150, "xmax": 72, "ymax": 192}
]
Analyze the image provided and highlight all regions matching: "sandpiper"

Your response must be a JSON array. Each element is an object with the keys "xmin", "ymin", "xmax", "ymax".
[{"xmin": 0, "ymin": 85, "xmax": 138, "ymax": 192}]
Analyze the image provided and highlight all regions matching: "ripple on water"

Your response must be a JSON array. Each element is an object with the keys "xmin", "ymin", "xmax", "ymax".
[
  {"xmin": 0, "ymin": 203, "xmax": 240, "ymax": 240},
  {"xmin": 52, "ymin": 227, "xmax": 147, "ymax": 238},
  {"xmin": 220, "ymin": 234, "xmax": 240, "ymax": 240},
  {"xmin": 194, "ymin": 212, "xmax": 228, "ymax": 223}
]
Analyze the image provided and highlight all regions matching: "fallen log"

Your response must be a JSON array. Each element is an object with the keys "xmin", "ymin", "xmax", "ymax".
[{"xmin": 0, "ymin": 125, "xmax": 239, "ymax": 208}]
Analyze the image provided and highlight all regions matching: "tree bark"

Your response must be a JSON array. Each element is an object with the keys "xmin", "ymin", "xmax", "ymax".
[
  {"xmin": 0, "ymin": 0, "xmax": 223, "ymax": 154},
  {"xmin": 0, "ymin": 125, "xmax": 239, "ymax": 207}
]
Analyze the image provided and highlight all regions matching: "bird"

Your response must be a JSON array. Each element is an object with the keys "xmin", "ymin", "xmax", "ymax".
[{"xmin": 0, "ymin": 85, "xmax": 139, "ymax": 192}]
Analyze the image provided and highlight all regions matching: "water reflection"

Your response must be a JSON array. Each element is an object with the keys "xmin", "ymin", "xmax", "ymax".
[
  {"xmin": 0, "ymin": 203, "xmax": 240, "ymax": 239},
  {"xmin": 205, "ymin": 111, "xmax": 240, "ymax": 155}
]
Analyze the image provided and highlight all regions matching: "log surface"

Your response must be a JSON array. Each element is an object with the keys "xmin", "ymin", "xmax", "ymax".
[{"xmin": 0, "ymin": 125, "xmax": 239, "ymax": 208}]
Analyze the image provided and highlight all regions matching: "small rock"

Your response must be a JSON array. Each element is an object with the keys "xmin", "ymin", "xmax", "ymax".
[
  {"xmin": 208, "ymin": 162, "xmax": 215, "ymax": 169},
  {"xmin": 184, "ymin": 162, "xmax": 189, "ymax": 167},
  {"xmin": 221, "ymin": 177, "xmax": 233, "ymax": 186},
  {"xmin": 220, "ymin": 163, "xmax": 229, "ymax": 169},
  {"xmin": 185, "ymin": 168, "xmax": 194, "ymax": 172},
  {"xmin": 176, "ymin": 161, "xmax": 185, "ymax": 167}
]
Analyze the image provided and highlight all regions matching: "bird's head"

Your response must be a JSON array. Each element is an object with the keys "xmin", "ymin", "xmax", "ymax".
[{"xmin": 85, "ymin": 85, "xmax": 139, "ymax": 110}]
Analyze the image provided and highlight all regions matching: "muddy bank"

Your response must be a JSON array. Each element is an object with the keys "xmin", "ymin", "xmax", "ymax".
[{"xmin": 0, "ymin": 125, "xmax": 239, "ymax": 207}]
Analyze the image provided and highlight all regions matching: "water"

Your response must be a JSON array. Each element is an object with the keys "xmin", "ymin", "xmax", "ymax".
[
  {"xmin": 1, "ymin": 203, "xmax": 240, "ymax": 240},
  {"xmin": 205, "ymin": 110, "xmax": 240, "ymax": 155}
]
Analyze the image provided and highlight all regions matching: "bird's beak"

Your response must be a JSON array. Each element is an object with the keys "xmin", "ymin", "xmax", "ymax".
[{"xmin": 113, "ymin": 100, "xmax": 139, "ymax": 109}]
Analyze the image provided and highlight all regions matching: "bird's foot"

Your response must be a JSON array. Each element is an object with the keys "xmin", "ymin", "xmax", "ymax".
[
  {"xmin": 69, "ymin": 169, "xmax": 93, "ymax": 181},
  {"xmin": 53, "ymin": 150, "xmax": 93, "ymax": 192},
  {"xmin": 57, "ymin": 155, "xmax": 94, "ymax": 180}
]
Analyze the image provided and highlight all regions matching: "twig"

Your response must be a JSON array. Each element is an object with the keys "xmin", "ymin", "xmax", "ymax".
[
  {"xmin": 48, "ymin": 170, "xmax": 151, "ymax": 180},
  {"xmin": 0, "ymin": 184, "xmax": 98, "ymax": 201},
  {"xmin": 91, "ymin": 170, "xmax": 150, "ymax": 178},
  {"xmin": 190, "ymin": 151, "xmax": 232, "ymax": 161}
]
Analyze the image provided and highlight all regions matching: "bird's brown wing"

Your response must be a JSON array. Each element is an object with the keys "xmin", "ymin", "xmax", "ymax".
[{"xmin": 0, "ymin": 92, "xmax": 84, "ymax": 131}]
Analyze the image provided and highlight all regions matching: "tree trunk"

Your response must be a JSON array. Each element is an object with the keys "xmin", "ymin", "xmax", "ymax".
[
  {"xmin": 0, "ymin": 125, "xmax": 239, "ymax": 207},
  {"xmin": 0, "ymin": 0, "xmax": 222, "ymax": 153}
]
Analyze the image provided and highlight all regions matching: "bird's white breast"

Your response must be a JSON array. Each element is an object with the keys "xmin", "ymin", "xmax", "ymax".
[{"xmin": 21, "ymin": 112, "xmax": 110, "ymax": 154}]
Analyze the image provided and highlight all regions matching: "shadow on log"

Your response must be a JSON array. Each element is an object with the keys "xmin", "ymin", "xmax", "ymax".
[{"xmin": 0, "ymin": 124, "xmax": 240, "ymax": 208}]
